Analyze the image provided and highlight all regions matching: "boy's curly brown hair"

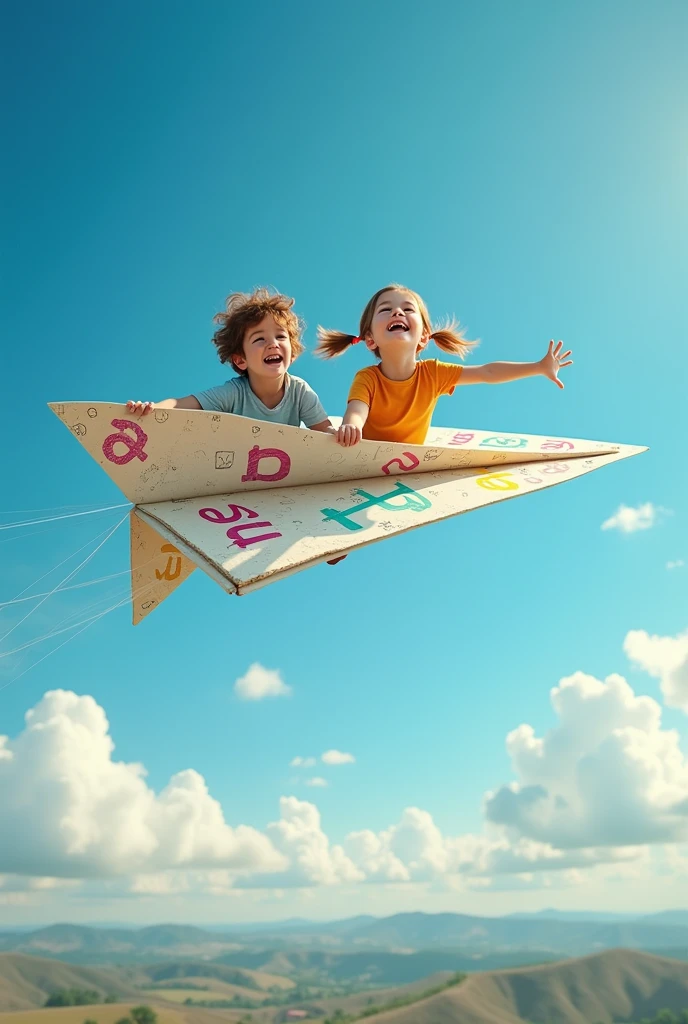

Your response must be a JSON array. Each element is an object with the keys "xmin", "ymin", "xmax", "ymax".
[{"xmin": 212, "ymin": 288, "xmax": 306, "ymax": 375}]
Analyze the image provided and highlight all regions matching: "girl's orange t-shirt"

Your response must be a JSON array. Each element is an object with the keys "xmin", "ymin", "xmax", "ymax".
[{"xmin": 347, "ymin": 359, "xmax": 464, "ymax": 444}]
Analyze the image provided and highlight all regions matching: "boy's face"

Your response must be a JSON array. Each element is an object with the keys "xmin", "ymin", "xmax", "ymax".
[
  {"xmin": 233, "ymin": 314, "xmax": 293, "ymax": 378},
  {"xmin": 366, "ymin": 289, "xmax": 428, "ymax": 356}
]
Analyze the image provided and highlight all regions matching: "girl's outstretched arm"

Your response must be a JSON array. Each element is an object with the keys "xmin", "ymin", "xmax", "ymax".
[
  {"xmin": 459, "ymin": 341, "xmax": 573, "ymax": 390},
  {"xmin": 337, "ymin": 400, "xmax": 369, "ymax": 447}
]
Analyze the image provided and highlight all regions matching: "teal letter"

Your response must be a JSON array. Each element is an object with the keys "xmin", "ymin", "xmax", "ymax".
[{"xmin": 321, "ymin": 482, "xmax": 432, "ymax": 532}]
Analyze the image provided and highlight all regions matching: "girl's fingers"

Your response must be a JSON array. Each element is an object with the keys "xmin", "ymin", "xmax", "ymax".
[
  {"xmin": 561, "ymin": 349, "xmax": 572, "ymax": 359},
  {"xmin": 560, "ymin": 360, "xmax": 574, "ymax": 368}
]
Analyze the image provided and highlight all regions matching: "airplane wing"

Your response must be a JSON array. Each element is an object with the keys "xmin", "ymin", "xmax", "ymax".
[
  {"xmin": 49, "ymin": 402, "xmax": 629, "ymax": 503},
  {"xmin": 49, "ymin": 402, "xmax": 646, "ymax": 623}
]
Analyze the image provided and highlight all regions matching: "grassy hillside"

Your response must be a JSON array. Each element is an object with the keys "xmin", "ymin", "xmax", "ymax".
[
  {"xmin": 142, "ymin": 963, "xmax": 293, "ymax": 991},
  {"xmin": 0, "ymin": 1003, "xmax": 279, "ymax": 1024},
  {"xmin": 0, "ymin": 954, "xmax": 295, "ymax": 1014},
  {"xmin": 4, "ymin": 948, "xmax": 687, "ymax": 1024},
  {"xmin": 355, "ymin": 949, "xmax": 688, "ymax": 1024},
  {"xmin": 0, "ymin": 955, "xmax": 143, "ymax": 1012}
]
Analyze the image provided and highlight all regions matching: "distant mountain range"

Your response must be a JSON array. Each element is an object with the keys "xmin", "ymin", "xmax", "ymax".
[{"xmin": 2, "ymin": 911, "xmax": 688, "ymax": 964}]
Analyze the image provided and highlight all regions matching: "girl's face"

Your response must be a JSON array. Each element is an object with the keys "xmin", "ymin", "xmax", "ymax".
[{"xmin": 366, "ymin": 289, "xmax": 428, "ymax": 356}]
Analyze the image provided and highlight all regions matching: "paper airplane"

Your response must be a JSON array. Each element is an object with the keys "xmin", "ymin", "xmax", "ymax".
[{"xmin": 49, "ymin": 402, "xmax": 646, "ymax": 624}]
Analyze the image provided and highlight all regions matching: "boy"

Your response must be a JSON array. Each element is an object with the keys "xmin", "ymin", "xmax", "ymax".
[{"xmin": 127, "ymin": 288, "xmax": 332, "ymax": 431}]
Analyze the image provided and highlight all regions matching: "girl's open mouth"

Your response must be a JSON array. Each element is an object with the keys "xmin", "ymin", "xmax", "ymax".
[{"xmin": 387, "ymin": 321, "xmax": 409, "ymax": 332}]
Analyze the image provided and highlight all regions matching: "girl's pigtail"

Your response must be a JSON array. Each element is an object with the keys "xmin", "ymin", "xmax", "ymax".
[
  {"xmin": 430, "ymin": 319, "xmax": 479, "ymax": 360},
  {"xmin": 315, "ymin": 328, "xmax": 362, "ymax": 359}
]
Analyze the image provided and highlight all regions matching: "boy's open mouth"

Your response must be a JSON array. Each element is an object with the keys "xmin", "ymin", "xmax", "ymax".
[{"xmin": 263, "ymin": 354, "xmax": 283, "ymax": 365}]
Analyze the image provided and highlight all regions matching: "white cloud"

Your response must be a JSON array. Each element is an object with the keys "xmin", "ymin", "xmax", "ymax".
[
  {"xmin": 264, "ymin": 797, "xmax": 363, "ymax": 887},
  {"xmin": 4, "ymin": 651, "xmax": 688, "ymax": 902},
  {"xmin": 322, "ymin": 749, "xmax": 356, "ymax": 765},
  {"xmin": 290, "ymin": 756, "xmax": 316, "ymax": 767},
  {"xmin": 667, "ymin": 560, "xmax": 685, "ymax": 570},
  {"xmin": 483, "ymin": 671, "xmax": 688, "ymax": 848},
  {"xmin": 601, "ymin": 502, "xmax": 666, "ymax": 533},
  {"xmin": 624, "ymin": 628, "xmax": 688, "ymax": 712},
  {"xmin": 344, "ymin": 829, "xmax": 410, "ymax": 882},
  {"xmin": 234, "ymin": 663, "xmax": 291, "ymax": 701},
  {"xmin": 343, "ymin": 812, "xmax": 642, "ymax": 888},
  {"xmin": 0, "ymin": 690, "xmax": 286, "ymax": 879},
  {"xmin": 305, "ymin": 777, "xmax": 328, "ymax": 788},
  {"xmin": 130, "ymin": 872, "xmax": 191, "ymax": 895}
]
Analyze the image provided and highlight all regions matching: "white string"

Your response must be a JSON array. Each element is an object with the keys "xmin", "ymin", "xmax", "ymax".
[
  {"xmin": 0, "ymin": 599, "xmax": 130, "ymax": 658},
  {"xmin": 0, "ymin": 594, "xmax": 134, "ymax": 692},
  {"xmin": 3, "ymin": 574, "xmax": 135, "ymax": 651},
  {"xmin": 2, "ymin": 518, "xmax": 128, "ymax": 606},
  {"xmin": 0, "ymin": 575, "xmax": 161, "ymax": 691},
  {"xmin": 0, "ymin": 570, "xmax": 132, "ymax": 609},
  {"xmin": 0, "ymin": 503, "xmax": 131, "ymax": 531},
  {"xmin": 0, "ymin": 502, "xmax": 110, "ymax": 516},
  {"xmin": 0, "ymin": 549, "xmax": 163, "ymax": 654},
  {"xmin": 0, "ymin": 506, "xmax": 132, "ymax": 547},
  {"xmin": 0, "ymin": 514, "xmax": 128, "ymax": 645},
  {"xmin": 0, "ymin": 525, "xmax": 74, "ymax": 547}
]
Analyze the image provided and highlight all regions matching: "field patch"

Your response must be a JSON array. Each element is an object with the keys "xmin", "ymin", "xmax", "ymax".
[
  {"xmin": 142, "ymin": 988, "xmax": 258, "ymax": 1004},
  {"xmin": 0, "ymin": 1003, "xmax": 187, "ymax": 1024}
]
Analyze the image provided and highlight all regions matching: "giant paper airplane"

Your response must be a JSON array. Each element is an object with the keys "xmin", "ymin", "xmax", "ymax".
[{"xmin": 49, "ymin": 402, "xmax": 646, "ymax": 624}]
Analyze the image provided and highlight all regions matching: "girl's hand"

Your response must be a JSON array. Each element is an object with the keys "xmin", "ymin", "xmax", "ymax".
[
  {"xmin": 337, "ymin": 423, "xmax": 362, "ymax": 447},
  {"xmin": 540, "ymin": 340, "xmax": 573, "ymax": 389},
  {"xmin": 126, "ymin": 400, "xmax": 155, "ymax": 416}
]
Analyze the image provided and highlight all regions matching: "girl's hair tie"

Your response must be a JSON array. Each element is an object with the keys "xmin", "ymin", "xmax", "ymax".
[{"xmin": 351, "ymin": 336, "xmax": 362, "ymax": 344}]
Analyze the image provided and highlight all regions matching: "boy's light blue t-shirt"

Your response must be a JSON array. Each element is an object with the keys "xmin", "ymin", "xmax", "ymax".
[{"xmin": 193, "ymin": 373, "xmax": 327, "ymax": 428}]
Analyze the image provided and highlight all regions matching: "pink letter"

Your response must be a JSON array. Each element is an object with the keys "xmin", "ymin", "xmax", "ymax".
[
  {"xmin": 200, "ymin": 504, "xmax": 260, "ymax": 525},
  {"xmin": 102, "ymin": 419, "xmax": 148, "ymax": 465},
  {"xmin": 382, "ymin": 452, "xmax": 420, "ymax": 475},
  {"xmin": 241, "ymin": 445, "xmax": 291, "ymax": 483},
  {"xmin": 540, "ymin": 440, "xmax": 574, "ymax": 451},
  {"xmin": 227, "ymin": 522, "xmax": 282, "ymax": 549},
  {"xmin": 449, "ymin": 431, "xmax": 475, "ymax": 446}
]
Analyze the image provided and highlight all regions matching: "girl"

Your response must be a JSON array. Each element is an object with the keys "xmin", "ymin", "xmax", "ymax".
[{"xmin": 316, "ymin": 284, "xmax": 572, "ymax": 447}]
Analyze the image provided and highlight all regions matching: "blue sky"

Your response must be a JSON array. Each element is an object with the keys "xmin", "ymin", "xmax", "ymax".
[{"xmin": 1, "ymin": 0, "xmax": 687, "ymax": 925}]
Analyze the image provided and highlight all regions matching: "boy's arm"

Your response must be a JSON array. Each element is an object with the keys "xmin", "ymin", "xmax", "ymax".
[
  {"xmin": 309, "ymin": 418, "xmax": 336, "ymax": 434},
  {"xmin": 337, "ymin": 400, "xmax": 369, "ymax": 447},
  {"xmin": 126, "ymin": 396, "xmax": 202, "ymax": 416},
  {"xmin": 458, "ymin": 341, "xmax": 573, "ymax": 390}
]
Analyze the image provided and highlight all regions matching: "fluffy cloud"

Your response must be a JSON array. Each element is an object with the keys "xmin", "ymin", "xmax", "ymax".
[
  {"xmin": 290, "ymin": 756, "xmax": 316, "ymax": 767},
  {"xmin": 601, "ymin": 502, "xmax": 666, "ymax": 533},
  {"xmin": 264, "ymin": 798, "xmax": 363, "ymax": 886},
  {"xmin": 234, "ymin": 663, "xmax": 291, "ymax": 701},
  {"xmin": 343, "ymin": 812, "xmax": 641, "ymax": 887},
  {"xmin": 624, "ymin": 628, "xmax": 688, "ymax": 712},
  {"xmin": 483, "ymin": 672, "xmax": 688, "ymax": 848},
  {"xmin": 322, "ymin": 749, "xmax": 356, "ymax": 765},
  {"xmin": 4, "ymin": 654, "xmax": 687, "ymax": 899},
  {"xmin": 305, "ymin": 777, "xmax": 328, "ymax": 788},
  {"xmin": 0, "ymin": 690, "xmax": 286, "ymax": 879}
]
